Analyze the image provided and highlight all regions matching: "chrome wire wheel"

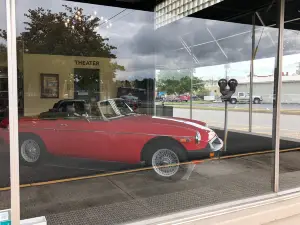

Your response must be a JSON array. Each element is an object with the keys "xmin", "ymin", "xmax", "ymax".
[
  {"xmin": 20, "ymin": 139, "xmax": 41, "ymax": 163},
  {"xmin": 151, "ymin": 148, "xmax": 180, "ymax": 177}
]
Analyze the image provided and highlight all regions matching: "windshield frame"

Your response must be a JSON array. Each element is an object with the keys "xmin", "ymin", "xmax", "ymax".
[{"xmin": 97, "ymin": 98, "xmax": 135, "ymax": 120}]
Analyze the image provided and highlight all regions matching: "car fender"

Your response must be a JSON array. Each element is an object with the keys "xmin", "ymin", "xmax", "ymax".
[{"xmin": 140, "ymin": 136, "xmax": 187, "ymax": 162}]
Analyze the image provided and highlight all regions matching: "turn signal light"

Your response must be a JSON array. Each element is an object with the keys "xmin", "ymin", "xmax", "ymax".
[{"xmin": 180, "ymin": 138, "xmax": 190, "ymax": 143}]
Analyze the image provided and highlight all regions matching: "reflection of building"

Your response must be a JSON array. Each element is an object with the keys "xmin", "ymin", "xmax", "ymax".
[
  {"xmin": 236, "ymin": 75, "xmax": 300, "ymax": 103},
  {"xmin": 0, "ymin": 62, "xmax": 24, "ymax": 112},
  {"xmin": 1, "ymin": 53, "xmax": 118, "ymax": 116},
  {"xmin": 203, "ymin": 79, "xmax": 220, "ymax": 96}
]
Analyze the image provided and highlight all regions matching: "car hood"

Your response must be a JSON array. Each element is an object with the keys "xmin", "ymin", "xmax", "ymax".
[{"xmin": 110, "ymin": 115, "xmax": 216, "ymax": 141}]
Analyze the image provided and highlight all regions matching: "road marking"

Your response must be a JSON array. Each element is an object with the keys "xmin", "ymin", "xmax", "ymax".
[{"xmin": 0, "ymin": 147, "xmax": 300, "ymax": 192}]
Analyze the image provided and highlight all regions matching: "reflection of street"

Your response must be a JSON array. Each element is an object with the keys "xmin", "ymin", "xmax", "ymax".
[
  {"xmin": 160, "ymin": 102, "xmax": 300, "ymax": 110},
  {"xmin": 174, "ymin": 108, "xmax": 300, "ymax": 139}
]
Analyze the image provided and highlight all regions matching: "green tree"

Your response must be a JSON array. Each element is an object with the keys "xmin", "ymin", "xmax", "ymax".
[
  {"xmin": 157, "ymin": 69, "xmax": 194, "ymax": 81},
  {"xmin": 157, "ymin": 75, "xmax": 208, "ymax": 96},
  {"xmin": 0, "ymin": 44, "xmax": 6, "ymax": 53},
  {"xmin": 0, "ymin": 5, "xmax": 124, "ymax": 90}
]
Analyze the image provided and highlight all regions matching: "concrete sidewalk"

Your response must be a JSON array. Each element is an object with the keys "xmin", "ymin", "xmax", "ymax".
[
  {"xmin": 179, "ymin": 194, "xmax": 300, "ymax": 225},
  {"xmin": 266, "ymin": 214, "xmax": 300, "ymax": 225},
  {"xmin": 1, "ymin": 152, "xmax": 300, "ymax": 224}
]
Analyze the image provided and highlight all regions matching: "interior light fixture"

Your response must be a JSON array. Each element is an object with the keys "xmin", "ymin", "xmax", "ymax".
[{"xmin": 155, "ymin": 0, "xmax": 224, "ymax": 29}]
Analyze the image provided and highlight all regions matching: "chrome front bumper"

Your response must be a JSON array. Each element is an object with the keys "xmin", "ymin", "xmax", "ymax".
[{"xmin": 208, "ymin": 135, "xmax": 224, "ymax": 152}]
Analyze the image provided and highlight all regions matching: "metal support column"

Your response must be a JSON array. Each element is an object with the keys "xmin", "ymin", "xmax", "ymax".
[
  {"xmin": 6, "ymin": 0, "xmax": 21, "ymax": 224},
  {"xmin": 249, "ymin": 13, "xmax": 255, "ymax": 132},
  {"xmin": 224, "ymin": 100, "xmax": 228, "ymax": 152},
  {"xmin": 154, "ymin": 76, "xmax": 156, "ymax": 116},
  {"xmin": 190, "ymin": 70, "xmax": 193, "ymax": 119},
  {"xmin": 272, "ymin": 0, "xmax": 285, "ymax": 193}
]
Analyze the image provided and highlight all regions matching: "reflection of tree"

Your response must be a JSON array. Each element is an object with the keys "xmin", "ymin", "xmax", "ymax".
[
  {"xmin": 0, "ymin": 44, "xmax": 7, "ymax": 63},
  {"xmin": 74, "ymin": 68, "xmax": 100, "ymax": 99},
  {"xmin": 0, "ymin": 44, "xmax": 6, "ymax": 53},
  {"xmin": 157, "ymin": 69, "xmax": 195, "ymax": 81},
  {"xmin": 157, "ymin": 70, "xmax": 208, "ymax": 96},
  {"xmin": 297, "ymin": 62, "xmax": 300, "ymax": 75},
  {"xmin": 116, "ymin": 79, "xmax": 155, "ymax": 91},
  {"xmin": 0, "ymin": 5, "xmax": 124, "ymax": 88}
]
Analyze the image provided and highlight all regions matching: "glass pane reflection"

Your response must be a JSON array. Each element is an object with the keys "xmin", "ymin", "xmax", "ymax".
[
  {"xmin": 0, "ymin": 0, "xmax": 10, "ymax": 213},
  {"xmin": 0, "ymin": 0, "xmax": 291, "ymax": 224}
]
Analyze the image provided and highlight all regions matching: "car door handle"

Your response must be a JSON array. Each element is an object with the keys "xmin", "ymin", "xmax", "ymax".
[{"xmin": 59, "ymin": 124, "xmax": 68, "ymax": 126}]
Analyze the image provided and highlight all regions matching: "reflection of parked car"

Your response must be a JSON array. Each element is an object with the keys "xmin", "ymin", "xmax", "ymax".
[
  {"xmin": 120, "ymin": 95, "xmax": 142, "ymax": 108},
  {"xmin": 39, "ymin": 99, "xmax": 86, "ymax": 118},
  {"xmin": 0, "ymin": 98, "xmax": 223, "ymax": 178},
  {"xmin": 230, "ymin": 92, "xmax": 263, "ymax": 104},
  {"xmin": 165, "ymin": 96, "xmax": 181, "ymax": 102},
  {"xmin": 179, "ymin": 95, "xmax": 190, "ymax": 102}
]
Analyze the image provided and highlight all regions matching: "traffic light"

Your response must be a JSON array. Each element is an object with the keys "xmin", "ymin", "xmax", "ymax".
[{"xmin": 218, "ymin": 79, "xmax": 238, "ymax": 101}]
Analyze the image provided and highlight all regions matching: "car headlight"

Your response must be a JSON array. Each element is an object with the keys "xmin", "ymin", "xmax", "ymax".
[{"xmin": 195, "ymin": 131, "xmax": 201, "ymax": 144}]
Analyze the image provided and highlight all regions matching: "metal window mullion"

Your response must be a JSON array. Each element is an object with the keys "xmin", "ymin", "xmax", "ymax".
[
  {"xmin": 249, "ymin": 13, "xmax": 255, "ymax": 133},
  {"xmin": 272, "ymin": 0, "xmax": 285, "ymax": 193},
  {"xmin": 190, "ymin": 69, "xmax": 193, "ymax": 119},
  {"xmin": 6, "ymin": 0, "xmax": 21, "ymax": 224}
]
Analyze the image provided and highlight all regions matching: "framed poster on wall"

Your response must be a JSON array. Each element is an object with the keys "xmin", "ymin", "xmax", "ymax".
[{"xmin": 41, "ymin": 74, "xmax": 59, "ymax": 98}]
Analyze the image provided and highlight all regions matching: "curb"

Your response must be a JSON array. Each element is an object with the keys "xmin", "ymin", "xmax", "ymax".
[{"xmin": 169, "ymin": 106, "xmax": 300, "ymax": 115}]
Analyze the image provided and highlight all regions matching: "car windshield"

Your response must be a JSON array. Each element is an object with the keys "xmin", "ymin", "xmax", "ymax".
[{"xmin": 98, "ymin": 99, "xmax": 134, "ymax": 119}]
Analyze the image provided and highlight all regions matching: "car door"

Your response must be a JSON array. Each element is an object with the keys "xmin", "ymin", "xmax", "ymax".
[{"xmin": 54, "ymin": 114, "xmax": 111, "ymax": 161}]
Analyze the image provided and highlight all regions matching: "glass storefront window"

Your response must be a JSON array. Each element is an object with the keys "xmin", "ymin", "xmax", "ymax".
[
  {"xmin": 279, "ymin": 0, "xmax": 300, "ymax": 191},
  {"xmin": 0, "ymin": 0, "xmax": 11, "ymax": 216},
  {"xmin": 6, "ymin": 1, "xmax": 272, "ymax": 223},
  {"xmin": 2, "ymin": 0, "xmax": 300, "ymax": 224}
]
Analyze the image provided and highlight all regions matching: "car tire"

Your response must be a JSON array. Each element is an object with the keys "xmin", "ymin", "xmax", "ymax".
[
  {"xmin": 230, "ymin": 98, "xmax": 237, "ymax": 104},
  {"xmin": 144, "ymin": 141, "xmax": 189, "ymax": 181},
  {"xmin": 253, "ymin": 98, "xmax": 261, "ymax": 104},
  {"xmin": 19, "ymin": 133, "xmax": 47, "ymax": 167}
]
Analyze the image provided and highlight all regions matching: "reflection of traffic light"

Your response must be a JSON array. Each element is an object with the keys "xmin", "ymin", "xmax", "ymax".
[{"xmin": 218, "ymin": 79, "xmax": 238, "ymax": 101}]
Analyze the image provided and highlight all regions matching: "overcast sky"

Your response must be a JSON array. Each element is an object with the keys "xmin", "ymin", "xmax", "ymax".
[{"xmin": 1, "ymin": 0, "xmax": 300, "ymax": 81}]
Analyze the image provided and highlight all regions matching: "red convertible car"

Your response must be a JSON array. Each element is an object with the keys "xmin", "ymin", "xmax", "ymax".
[{"xmin": 0, "ymin": 98, "xmax": 223, "ymax": 178}]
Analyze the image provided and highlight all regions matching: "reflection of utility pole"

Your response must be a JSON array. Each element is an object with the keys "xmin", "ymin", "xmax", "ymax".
[
  {"xmin": 178, "ymin": 36, "xmax": 197, "ymax": 120},
  {"xmin": 172, "ymin": 76, "xmax": 175, "ymax": 94},
  {"xmin": 223, "ymin": 63, "xmax": 230, "ymax": 152},
  {"xmin": 16, "ymin": 38, "xmax": 25, "ymax": 112},
  {"xmin": 297, "ymin": 62, "xmax": 300, "ymax": 75},
  {"xmin": 224, "ymin": 64, "xmax": 230, "ymax": 80},
  {"xmin": 190, "ymin": 69, "xmax": 193, "ymax": 119},
  {"xmin": 249, "ymin": 13, "xmax": 255, "ymax": 133},
  {"xmin": 207, "ymin": 27, "xmax": 230, "ymax": 152}
]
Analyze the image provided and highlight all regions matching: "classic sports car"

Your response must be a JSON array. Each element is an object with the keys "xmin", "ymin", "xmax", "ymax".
[{"xmin": 0, "ymin": 98, "xmax": 223, "ymax": 178}]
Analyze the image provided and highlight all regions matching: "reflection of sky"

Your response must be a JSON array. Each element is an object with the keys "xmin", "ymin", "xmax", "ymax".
[
  {"xmin": 0, "ymin": 0, "xmax": 300, "ymax": 81},
  {"xmin": 195, "ymin": 53, "xmax": 299, "ymax": 80}
]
